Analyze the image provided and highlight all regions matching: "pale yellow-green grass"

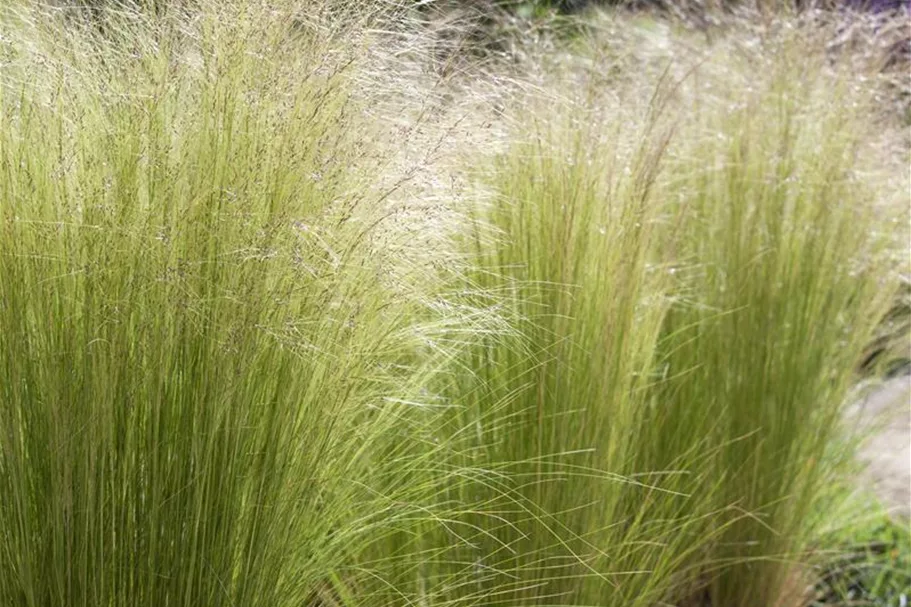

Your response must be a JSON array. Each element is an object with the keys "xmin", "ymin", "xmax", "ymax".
[
  {"xmin": 650, "ymin": 23, "xmax": 905, "ymax": 607},
  {"xmin": 427, "ymin": 99, "xmax": 728, "ymax": 605},
  {"xmin": 0, "ymin": 2, "xmax": 906, "ymax": 606},
  {"xmin": 0, "ymin": 2, "xmax": 468, "ymax": 605},
  {"xmin": 410, "ymin": 11, "xmax": 905, "ymax": 607}
]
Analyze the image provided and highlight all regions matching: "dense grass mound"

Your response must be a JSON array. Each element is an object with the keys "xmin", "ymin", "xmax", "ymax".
[
  {"xmin": 0, "ymin": 3, "xmax": 458, "ymax": 605},
  {"xmin": 0, "ymin": 1, "xmax": 906, "ymax": 606}
]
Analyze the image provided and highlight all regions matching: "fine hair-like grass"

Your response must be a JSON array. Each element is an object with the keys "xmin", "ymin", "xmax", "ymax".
[
  {"xmin": 426, "ymin": 98, "xmax": 727, "ymax": 605},
  {"xmin": 0, "ymin": 2, "xmax": 905, "ymax": 606},
  {"xmin": 415, "ymin": 15, "xmax": 904, "ymax": 605},
  {"xmin": 0, "ymin": 3, "xmax": 457, "ymax": 605},
  {"xmin": 648, "ymin": 25, "xmax": 904, "ymax": 606}
]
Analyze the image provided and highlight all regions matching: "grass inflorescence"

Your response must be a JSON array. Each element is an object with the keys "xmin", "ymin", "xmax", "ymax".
[{"xmin": 0, "ymin": 1, "xmax": 906, "ymax": 606}]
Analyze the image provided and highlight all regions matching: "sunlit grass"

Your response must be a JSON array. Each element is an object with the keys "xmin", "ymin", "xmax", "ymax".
[
  {"xmin": 650, "ymin": 26, "xmax": 904, "ymax": 606},
  {"xmin": 0, "ymin": 3, "xmax": 457, "ymax": 605},
  {"xmin": 0, "ymin": 2, "xmax": 905, "ymax": 606},
  {"xmin": 425, "ymin": 99, "xmax": 727, "ymax": 605}
]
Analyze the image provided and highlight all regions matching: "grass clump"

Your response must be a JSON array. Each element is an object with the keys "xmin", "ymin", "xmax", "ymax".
[
  {"xmin": 424, "ymin": 15, "xmax": 905, "ymax": 605},
  {"xmin": 649, "ymin": 27, "xmax": 905, "ymax": 606},
  {"xmin": 0, "ymin": 2, "xmax": 906, "ymax": 606},
  {"xmin": 0, "ymin": 3, "xmax": 454, "ymax": 605},
  {"xmin": 423, "ymin": 94, "xmax": 725, "ymax": 604}
]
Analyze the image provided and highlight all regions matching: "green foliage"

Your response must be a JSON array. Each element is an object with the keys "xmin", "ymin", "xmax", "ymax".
[
  {"xmin": 0, "ymin": 3, "xmax": 449, "ymax": 605},
  {"xmin": 0, "ymin": 2, "xmax": 905, "ymax": 606},
  {"xmin": 813, "ymin": 513, "xmax": 911, "ymax": 606},
  {"xmin": 651, "ymin": 34, "xmax": 901, "ymax": 606},
  {"xmin": 426, "ymin": 104, "xmax": 722, "ymax": 606}
]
